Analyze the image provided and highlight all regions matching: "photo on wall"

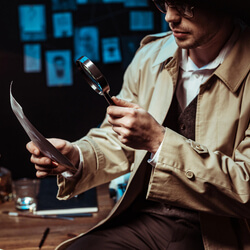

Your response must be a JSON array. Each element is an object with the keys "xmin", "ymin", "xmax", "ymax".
[
  {"xmin": 102, "ymin": 37, "xmax": 122, "ymax": 64},
  {"xmin": 23, "ymin": 44, "xmax": 42, "ymax": 73},
  {"xmin": 74, "ymin": 26, "xmax": 100, "ymax": 62},
  {"xmin": 52, "ymin": 12, "xmax": 73, "ymax": 38},
  {"xmin": 76, "ymin": 0, "xmax": 88, "ymax": 4},
  {"xmin": 129, "ymin": 11, "xmax": 154, "ymax": 31},
  {"xmin": 51, "ymin": 0, "xmax": 77, "ymax": 11},
  {"xmin": 45, "ymin": 50, "xmax": 73, "ymax": 87},
  {"xmin": 124, "ymin": 0, "xmax": 148, "ymax": 7},
  {"xmin": 18, "ymin": 4, "xmax": 46, "ymax": 42}
]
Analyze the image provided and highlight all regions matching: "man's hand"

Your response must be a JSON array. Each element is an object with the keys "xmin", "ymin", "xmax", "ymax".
[
  {"xmin": 26, "ymin": 139, "xmax": 80, "ymax": 178},
  {"xmin": 107, "ymin": 97, "xmax": 165, "ymax": 154}
]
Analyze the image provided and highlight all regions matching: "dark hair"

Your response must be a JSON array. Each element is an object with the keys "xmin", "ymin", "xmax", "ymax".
[{"xmin": 53, "ymin": 55, "xmax": 65, "ymax": 62}]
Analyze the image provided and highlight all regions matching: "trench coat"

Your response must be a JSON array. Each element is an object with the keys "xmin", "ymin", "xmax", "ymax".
[{"xmin": 56, "ymin": 27, "xmax": 250, "ymax": 249}]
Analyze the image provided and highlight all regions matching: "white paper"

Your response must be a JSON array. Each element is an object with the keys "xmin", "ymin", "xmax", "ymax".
[{"xmin": 10, "ymin": 82, "xmax": 75, "ymax": 172}]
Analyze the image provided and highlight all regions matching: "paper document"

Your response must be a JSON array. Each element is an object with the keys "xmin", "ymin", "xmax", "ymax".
[{"xmin": 10, "ymin": 82, "xmax": 75, "ymax": 172}]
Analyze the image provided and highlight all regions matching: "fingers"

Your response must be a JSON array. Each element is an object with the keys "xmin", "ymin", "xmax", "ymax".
[
  {"xmin": 108, "ymin": 105, "xmax": 140, "ymax": 121},
  {"xmin": 107, "ymin": 98, "xmax": 140, "ymax": 130},
  {"xmin": 26, "ymin": 141, "xmax": 40, "ymax": 156},
  {"xmin": 30, "ymin": 154, "xmax": 52, "ymax": 166},
  {"xmin": 36, "ymin": 168, "xmax": 57, "ymax": 178},
  {"xmin": 111, "ymin": 97, "xmax": 140, "ymax": 109},
  {"xmin": 27, "ymin": 140, "xmax": 60, "ymax": 178},
  {"xmin": 27, "ymin": 138, "xmax": 76, "ymax": 177}
]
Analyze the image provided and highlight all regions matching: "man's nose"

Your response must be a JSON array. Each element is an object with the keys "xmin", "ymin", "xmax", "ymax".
[{"xmin": 165, "ymin": 7, "xmax": 181, "ymax": 23}]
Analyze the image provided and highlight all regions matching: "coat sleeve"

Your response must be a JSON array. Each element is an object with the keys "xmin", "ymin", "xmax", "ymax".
[
  {"xmin": 56, "ymin": 43, "xmax": 147, "ymax": 200},
  {"xmin": 147, "ymin": 124, "xmax": 250, "ymax": 219},
  {"xmin": 56, "ymin": 86, "xmax": 138, "ymax": 199},
  {"xmin": 56, "ymin": 33, "xmax": 172, "ymax": 199}
]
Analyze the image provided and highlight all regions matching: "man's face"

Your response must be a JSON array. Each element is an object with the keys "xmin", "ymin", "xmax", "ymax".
[
  {"xmin": 165, "ymin": 4, "xmax": 227, "ymax": 49},
  {"xmin": 54, "ymin": 57, "xmax": 65, "ymax": 77}
]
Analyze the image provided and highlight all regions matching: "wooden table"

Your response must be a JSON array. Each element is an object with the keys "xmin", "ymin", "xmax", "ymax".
[{"xmin": 0, "ymin": 184, "xmax": 114, "ymax": 250}]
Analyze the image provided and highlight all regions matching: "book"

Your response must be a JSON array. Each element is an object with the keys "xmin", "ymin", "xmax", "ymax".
[{"xmin": 34, "ymin": 177, "xmax": 98, "ymax": 215}]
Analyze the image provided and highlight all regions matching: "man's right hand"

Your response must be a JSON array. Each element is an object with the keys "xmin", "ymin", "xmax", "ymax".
[{"xmin": 26, "ymin": 138, "xmax": 80, "ymax": 178}]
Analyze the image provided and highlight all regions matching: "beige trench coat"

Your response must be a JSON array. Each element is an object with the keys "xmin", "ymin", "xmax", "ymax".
[{"xmin": 56, "ymin": 27, "xmax": 250, "ymax": 250}]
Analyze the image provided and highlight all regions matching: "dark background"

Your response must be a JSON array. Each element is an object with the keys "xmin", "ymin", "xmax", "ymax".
[
  {"xmin": 0, "ymin": 0, "xmax": 166, "ymax": 179},
  {"xmin": 0, "ymin": 0, "xmax": 249, "ymax": 180}
]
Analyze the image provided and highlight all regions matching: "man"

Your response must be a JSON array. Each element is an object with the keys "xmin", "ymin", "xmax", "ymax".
[{"xmin": 27, "ymin": 0, "xmax": 250, "ymax": 249}]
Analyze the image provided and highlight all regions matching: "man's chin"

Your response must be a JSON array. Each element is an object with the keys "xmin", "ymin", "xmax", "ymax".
[{"xmin": 174, "ymin": 38, "xmax": 197, "ymax": 49}]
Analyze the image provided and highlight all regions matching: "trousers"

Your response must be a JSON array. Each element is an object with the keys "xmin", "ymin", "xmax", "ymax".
[{"xmin": 66, "ymin": 209, "xmax": 204, "ymax": 250}]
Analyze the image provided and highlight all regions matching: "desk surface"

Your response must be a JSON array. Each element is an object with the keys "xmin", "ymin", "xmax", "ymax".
[{"xmin": 0, "ymin": 183, "xmax": 114, "ymax": 250}]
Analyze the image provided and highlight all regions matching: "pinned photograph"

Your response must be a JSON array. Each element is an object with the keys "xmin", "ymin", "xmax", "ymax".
[
  {"xmin": 23, "ymin": 44, "xmax": 42, "ymax": 73},
  {"xmin": 76, "ymin": 0, "xmax": 88, "ymax": 3},
  {"xmin": 51, "ymin": 0, "xmax": 77, "ymax": 11},
  {"xmin": 18, "ymin": 4, "xmax": 46, "ymax": 41},
  {"xmin": 124, "ymin": 0, "xmax": 148, "ymax": 7},
  {"xmin": 102, "ymin": 37, "xmax": 122, "ymax": 64},
  {"xmin": 53, "ymin": 12, "xmax": 73, "ymax": 38},
  {"xmin": 74, "ymin": 26, "xmax": 100, "ymax": 62},
  {"xmin": 130, "ymin": 11, "xmax": 154, "ymax": 31},
  {"xmin": 45, "ymin": 50, "xmax": 73, "ymax": 87}
]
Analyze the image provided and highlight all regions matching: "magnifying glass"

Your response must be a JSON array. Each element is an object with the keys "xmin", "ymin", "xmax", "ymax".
[{"xmin": 76, "ymin": 56, "xmax": 115, "ymax": 105}]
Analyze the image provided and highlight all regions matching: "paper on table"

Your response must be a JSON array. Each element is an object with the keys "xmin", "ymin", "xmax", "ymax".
[{"xmin": 10, "ymin": 82, "xmax": 76, "ymax": 172}]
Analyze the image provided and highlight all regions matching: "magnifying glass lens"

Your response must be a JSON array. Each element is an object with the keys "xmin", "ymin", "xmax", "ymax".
[{"xmin": 76, "ymin": 56, "xmax": 114, "ymax": 105}]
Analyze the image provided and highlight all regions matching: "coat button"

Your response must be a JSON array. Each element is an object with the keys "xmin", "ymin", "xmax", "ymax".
[
  {"xmin": 185, "ymin": 170, "xmax": 195, "ymax": 180},
  {"xmin": 195, "ymin": 145, "xmax": 203, "ymax": 150}
]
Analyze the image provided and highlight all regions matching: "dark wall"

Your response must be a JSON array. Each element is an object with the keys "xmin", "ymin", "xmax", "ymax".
[
  {"xmin": 0, "ymin": 0, "xmax": 166, "ymax": 179},
  {"xmin": 1, "ymin": 0, "xmax": 248, "ymax": 180}
]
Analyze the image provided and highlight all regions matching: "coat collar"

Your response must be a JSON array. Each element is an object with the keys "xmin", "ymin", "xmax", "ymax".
[
  {"xmin": 152, "ymin": 34, "xmax": 178, "ymax": 67},
  {"xmin": 152, "ymin": 28, "xmax": 250, "ymax": 93},
  {"xmin": 214, "ymin": 27, "xmax": 250, "ymax": 93}
]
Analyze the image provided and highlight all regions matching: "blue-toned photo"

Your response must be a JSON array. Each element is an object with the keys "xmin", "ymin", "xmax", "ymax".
[
  {"xmin": 18, "ymin": 5, "xmax": 46, "ymax": 41},
  {"xmin": 53, "ymin": 12, "xmax": 73, "ymax": 38},
  {"xmin": 102, "ymin": 37, "xmax": 122, "ymax": 64},
  {"xmin": 23, "ymin": 44, "xmax": 42, "ymax": 73},
  {"xmin": 51, "ymin": 0, "xmax": 77, "ymax": 11},
  {"xmin": 76, "ymin": 0, "xmax": 88, "ymax": 3},
  {"xmin": 45, "ymin": 50, "xmax": 73, "ymax": 87},
  {"xmin": 129, "ymin": 11, "xmax": 154, "ymax": 31},
  {"xmin": 124, "ymin": 0, "xmax": 148, "ymax": 7},
  {"xmin": 74, "ymin": 26, "xmax": 100, "ymax": 62}
]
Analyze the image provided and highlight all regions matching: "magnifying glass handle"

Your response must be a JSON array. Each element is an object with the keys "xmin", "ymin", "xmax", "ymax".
[{"xmin": 104, "ymin": 92, "xmax": 115, "ymax": 106}]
